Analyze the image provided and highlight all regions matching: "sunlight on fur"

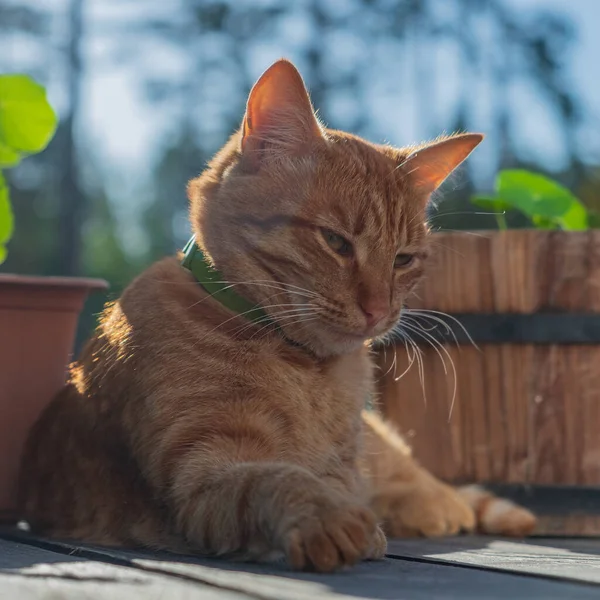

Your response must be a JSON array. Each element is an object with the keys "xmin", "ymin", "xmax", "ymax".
[{"xmin": 18, "ymin": 59, "xmax": 534, "ymax": 573}]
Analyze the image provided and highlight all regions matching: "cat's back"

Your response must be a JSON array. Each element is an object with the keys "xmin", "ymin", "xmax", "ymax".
[
  {"xmin": 25, "ymin": 254, "xmax": 373, "ymax": 485},
  {"xmin": 117, "ymin": 257, "xmax": 373, "ymax": 471}
]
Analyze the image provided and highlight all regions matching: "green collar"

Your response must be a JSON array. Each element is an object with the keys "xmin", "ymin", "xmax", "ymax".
[{"xmin": 181, "ymin": 236, "xmax": 272, "ymax": 325}]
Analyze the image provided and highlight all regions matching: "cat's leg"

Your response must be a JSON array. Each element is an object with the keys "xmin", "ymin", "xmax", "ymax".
[
  {"xmin": 148, "ymin": 417, "xmax": 377, "ymax": 571},
  {"xmin": 166, "ymin": 454, "xmax": 379, "ymax": 571},
  {"xmin": 361, "ymin": 410, "xmax": 536, "ymax": 537},
  {"xmin": 362, "ymin": 409, "xmax": 475, "ymax": 537},
  {"xmin": 18, "ymin": 386, "xmax": 187, "ymax": 551},
  {"xmin": 457, "ymin": 484, "xmax": 536, "ymax": 537}
]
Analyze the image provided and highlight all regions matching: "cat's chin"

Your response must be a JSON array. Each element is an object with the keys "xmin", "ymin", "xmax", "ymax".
[
  {"xmin": 281, "ymin": 324, "xmax": 370, "ymax": 358},
  {"xmin": 309, "ymin": 335, "xmax": 368, "ymax": 359},
  {"xmin": 278, "ymin": 314, "xmax": 398, "ymax": 358}
]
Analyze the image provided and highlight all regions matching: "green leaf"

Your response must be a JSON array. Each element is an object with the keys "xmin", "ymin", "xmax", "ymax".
[
  {"xmin": 0, "ymin": 74, "xmax": 58, "ymax": 154},
  {"xmin": 0, "ymin": 141, "xmax": 20, "ymax": 167},
  {"xmin": 496, "ymin": 170, "xmax": 588, "ymax": 231},
  {"xmin": 532, "ymin": 215, "xmax": 558, "ymax": 229},
  {"xmin": 588, "ymin": 210, "xmax": 600, "ymax": 229},
  {"xmin": 471, "ymin": 195, "xmax": 512, "ymax": 212},
  {"xmin": 559, "ymin": 198, "xmax": 588, "ymax": 231},
  {"xmin": 0, "ymin": 171, "xmax": 13, "ymax": 264}
]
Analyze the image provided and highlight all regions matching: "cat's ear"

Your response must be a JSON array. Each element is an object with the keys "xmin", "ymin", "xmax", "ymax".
[
  {"xmin": 403, "ymin": 133, "xmax": 484, "ymax": 198},
  {"xmin": 240, "ymin": 59, "xmax": 323, "ymax": 161}
]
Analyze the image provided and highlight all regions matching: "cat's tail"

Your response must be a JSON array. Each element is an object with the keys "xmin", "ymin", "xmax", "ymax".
[{"xmin": 457, "ymin": 484, "xmax": 537, "ymax": 537}]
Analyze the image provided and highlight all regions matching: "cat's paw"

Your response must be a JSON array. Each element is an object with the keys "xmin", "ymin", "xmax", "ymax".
[
  {"xmin": 365, "ymin": 524, "xmax": 387, "ymax": 560},
  {"xmin": 377, "ymin": 474, "xmax": 476, "ymax": 538},
  {"xmin": 283, "ymin": 502, "xmax": 378, "ymax": 572}
]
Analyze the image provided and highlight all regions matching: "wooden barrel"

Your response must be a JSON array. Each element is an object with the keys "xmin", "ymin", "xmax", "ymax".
[{"xmin": 376, "ymin": 230, "xmax": 600, "ymax": 488}]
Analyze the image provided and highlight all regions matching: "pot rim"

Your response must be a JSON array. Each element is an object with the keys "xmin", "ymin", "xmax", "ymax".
[{"xmin": 0, "ymin": 273, "xmax": 109, "ymax": 290}]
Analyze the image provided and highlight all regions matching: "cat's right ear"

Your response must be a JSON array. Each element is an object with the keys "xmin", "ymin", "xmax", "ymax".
[{"xmin": 240, "ymin": 59, "xmax": 324, "ymax": 166}]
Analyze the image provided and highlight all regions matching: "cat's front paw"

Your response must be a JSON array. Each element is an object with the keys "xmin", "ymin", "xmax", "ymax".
[
  {"xmin": 377, "ymin": 474, "xmax": 475, "ymax": 538},
  {"xmin": 283, "ymin": 501, "xmax": 378, "ymax": 572},
  {"xmin": 365, "ymin": 524, "xmax": 387, "ymax": 560}
]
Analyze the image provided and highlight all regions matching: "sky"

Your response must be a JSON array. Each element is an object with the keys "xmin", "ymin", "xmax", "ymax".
[
  {"xmin": 80, "ymin": 0, "xmax": 600, "ymax": 182},
  {"xmin": 505, "ymin": 0, "xmax": 600, "ymax": 161},
  {"xmin": 7, "ymin": 0, "xmax": 600, "ymax": 189}
]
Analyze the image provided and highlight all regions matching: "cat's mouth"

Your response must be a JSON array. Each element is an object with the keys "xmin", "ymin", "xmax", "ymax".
[{"xmin": 326, "ymin": 322, "xmax": 387, "ymax": 343}]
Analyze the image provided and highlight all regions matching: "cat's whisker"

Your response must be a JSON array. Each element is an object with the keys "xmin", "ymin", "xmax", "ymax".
[
  {"xmin": 229, "ymin": 306, "xmax": 325, "ymax": 343},
  {"xmin": 428, "ymin": 239, "xmax": 466, "ymax": 259},
  {"xmin": 405, "ymin": 309, "xmax": 479, "ymax": 350},
  {"xmin": 249, "ymin": 314, "xmax": 322, "ymax": 343},
  {"xmin": 392, "ymin": 340, "xmax": 416, "ymax": 383},
  {"xmin": 389, "ymin": 345, "xmax": 398, "ymax": 381},
  {"xmin": 428, "ymin": 210, "xmax": 506, "ymax": 222},
  {"xmin": 391, "ymin": 326, "xmax": 426, "ymax": 401},
  {"xmin": 185, "ymin": 281, "xmax": 320, "ymax": 312},
  {"xmin": 400, "ymin": 316, "xmax": 458, "ymax": 421},
  {"xmin": 407, "ymin": 333, "xmax": 427, "ymax": 405},
  {"xmin": 197, "ymin": 303, "xmax": 321, "ymax": 342},
  {"xmin": 400, "ymin": 318, "xmax": 449, "ymax": 375},
  {"xmin": 430, "ymin": 226, "xmax": 488, "ymax": 238},
  {"xmin": 230, "ymin": 307, "xmax": 323, "ymax": 339},
  {"xmin": 246, "ymin": 311, "xmax": 323, "ymax": 341},
  {"xmin": 240, "ymin": 280, "xmax": 322, "ymax": 300},
  {"xmin": 402, "ymin": 317, "xmax": 457, "ymax": 400},
  {"xmin": 380, "ymin": 343, "xmax": 396, "ymax": 380},
  {"xmin": 403, "ymin": 310, "xmax": 458, "ymax": 345},
  {"xmin": 413, "ymin": 337, "xmax": 427, "ymax": 405}
]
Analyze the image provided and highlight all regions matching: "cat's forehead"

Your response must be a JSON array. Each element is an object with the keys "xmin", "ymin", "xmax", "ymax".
[{"xmin": 310, "ymin": 135, "xmax": 425, "ymax": 248}]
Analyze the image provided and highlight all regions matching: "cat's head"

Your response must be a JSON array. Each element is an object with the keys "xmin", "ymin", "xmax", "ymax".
[{"xmin": 188, "ymin": 59, "xmax": 482, "ymax": 357}]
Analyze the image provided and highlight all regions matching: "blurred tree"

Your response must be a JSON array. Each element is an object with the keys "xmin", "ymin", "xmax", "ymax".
[
  {"xmin": 57, "ymin": 0, "xmax": 85, "ymax": 275},
  {"xmin": 142, "ymin": 130, "xmax": 207, "ymax": 260},
  {"xmin": 0, "ymin": 2, "xmax": 50, "ymax": 77},
  {"xmin": 135, "ymin": 0, "xmax": 585, "ymax": 236},
  {"xmin": 2, "ymin": 0, "xmax": 597, "ymax": 327}
]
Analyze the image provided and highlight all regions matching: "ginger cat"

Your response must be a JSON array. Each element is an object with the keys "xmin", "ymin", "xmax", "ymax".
[{"xmin": 18, "ymin": 59, "xmax": 535, "ymax": 572}]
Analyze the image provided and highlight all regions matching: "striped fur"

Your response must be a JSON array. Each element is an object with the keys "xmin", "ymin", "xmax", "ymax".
[{"xmin": 18, "ymin": 60, "xmax": 531, "ymax": 573}]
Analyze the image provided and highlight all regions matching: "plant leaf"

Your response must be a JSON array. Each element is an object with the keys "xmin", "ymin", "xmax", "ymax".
[
  {"xmin": 0, "ymin": 141, "xmax": 20, "ymax": 167},
  {"xmin": 496, "ymin": 170, "xmax": 587, "ymax": 231},
  {"xmin": 0, "ymin": 74, "xmax": 58, "ymax": 154},
  {"xmin": 532, "ymin": 215, "xmax": 558, "ymax": 229},
  {"xmin": 0, "ymin": 171, "xmax": 13, "ymax": 264},
  {"xmin": 559, "ymin": 198, "xmax": 588, "ymax": 231},
  {"xmin": 471, "ymin": 195, "xmax": 512, "ymax": 212},
  {"xmin": 588, "ymin": 210, "xmax": 600, "ymax": 229}
]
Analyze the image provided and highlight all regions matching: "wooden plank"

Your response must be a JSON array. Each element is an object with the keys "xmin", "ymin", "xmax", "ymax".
[
  {"xmin": 538, "ymin": 515, "xmax": 600, "ymax": 536},
  {"xmin": 0, "ymin": 538, "xmax": 248, "ymax": 599},
  {"xmin": 387, "ymin": 536, "xmax": 600, "ymax": 585},
  {"xmin": 378, "ymin": 231, "xmax": 600, "ymax": 487},
  {"xmin": 0, "ymin": 537, "xmax": 83, "ymax": 570},
  {"xmin": 4, "ymin": 533, "xmax": 598, "ymax": 600}
]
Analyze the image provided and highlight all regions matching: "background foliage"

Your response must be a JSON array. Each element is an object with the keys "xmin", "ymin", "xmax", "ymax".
[
  {"xmin": 1, "ymin": 0, "xmax": 600, "ymax": 345},
  {"xmin": 0, "ymin": 73, "xmax": 57, "ymax": 262}
]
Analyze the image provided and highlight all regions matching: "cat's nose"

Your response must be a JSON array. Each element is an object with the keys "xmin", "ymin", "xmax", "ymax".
[{"xmin": 359, "ymin": 297, "xmax": 390, "ymax": 328}]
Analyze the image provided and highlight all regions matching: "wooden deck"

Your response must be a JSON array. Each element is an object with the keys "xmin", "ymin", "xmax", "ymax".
[{"xmin": 2, "ymin": 530, "xmax": 600, "ymax": 599}]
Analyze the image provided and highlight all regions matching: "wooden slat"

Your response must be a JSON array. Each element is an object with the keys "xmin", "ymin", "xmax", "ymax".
[
  {"xmin": 0, "ymin": 538, "xmax": 245, "ymax": 599},
  {"xmin": 379, "ymin": 231, "xmax": 600, "ymax": 487},
  {"xmin": 35, "ymin": 539, "xmax": 600, "ymax": 600},
  {"xmin": 3, "ymin": 533, "xmax": 600, "ymax": 600},
  {"xmin": 388, "ymin": 536, "xmax": 600, "ymax": 586}
]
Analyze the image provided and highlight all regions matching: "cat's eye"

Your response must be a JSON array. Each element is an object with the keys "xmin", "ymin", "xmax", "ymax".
[
  {"xmin": 322, "ymin": 229, "xmax": 353, "ymax": 257},
  {"xmin": 394, "ymin": 253, "xmax": 414, "ymax": 268}
]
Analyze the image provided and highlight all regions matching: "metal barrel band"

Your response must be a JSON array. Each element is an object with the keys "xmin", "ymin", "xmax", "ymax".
[{"xmin": 384, "ymin": 313, "xmax": 600, "ymax": 345}]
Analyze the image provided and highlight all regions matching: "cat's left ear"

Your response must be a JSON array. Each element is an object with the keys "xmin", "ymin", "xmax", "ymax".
[
  {"xmin": 240, "ymin": 59, "xmax": 324, "ymax": 162},
  {"xmin": 403, "ymin": 133, "xmax": 484, "ymax": 198}
]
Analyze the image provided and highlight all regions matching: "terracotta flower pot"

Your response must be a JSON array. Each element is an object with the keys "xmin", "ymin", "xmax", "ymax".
[{"xmin": 0, "ymin": 274, "xmax": 108, "ymax": 519}]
